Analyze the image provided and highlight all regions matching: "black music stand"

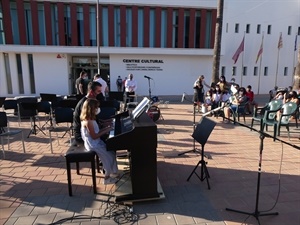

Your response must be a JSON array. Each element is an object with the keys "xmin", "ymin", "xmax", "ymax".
[
  {"xmin": 19, "ymin": 102, "xmax": 46, "ymax": 138},
  {"xmin": 187, "ymin": 117, "xmax": 216, "ymax": 189}
]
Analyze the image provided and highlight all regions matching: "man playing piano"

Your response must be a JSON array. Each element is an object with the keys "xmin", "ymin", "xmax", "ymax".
[
  {"xmin": 73, "ymin": 81, "xmax": 103, "ymax": 146},
  {"xmin": 80, "ymin": 98, "xmax": 120, "ymax": 185}
]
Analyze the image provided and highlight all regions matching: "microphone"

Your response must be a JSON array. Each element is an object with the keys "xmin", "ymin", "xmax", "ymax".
[
  {"xmin": 181, "ymin": 92, "xmax": 186, "ymax": 102},
  {"xmin": 144, "ymin": 75, "xmax": 152, "ymax": 79}
]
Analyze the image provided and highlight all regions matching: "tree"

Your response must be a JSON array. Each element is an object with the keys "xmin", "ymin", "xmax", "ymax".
[
  {"xmin": 292, "ymin": 45, "xmax": 300, "ymax": 91},
  {"xmin": 212, "ymin": 0, "xmax": 224, "ymax": 84}
]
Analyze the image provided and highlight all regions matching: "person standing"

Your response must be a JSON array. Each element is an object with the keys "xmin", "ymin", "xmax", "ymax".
[
  {"xmin": 122, "ymin": 77, "xmax": 127, "ymax": 93},
  {"xmin": 116, "ymin": 76, "xmax": 123, "ymax": 92},
  {"xmin": 125, "ymin": 74, "xmax": 137, "ymax": 103},
  {"xmin": 193, "ymin": 75, "xmax": 210, "ymax": 112},
  {"xmin": 75, "ymin": 71, "xmax": 88, "ymax": 95},
  {"xmin": 94, "ymin": 74, "xmax": 109, "ymax": 99}
]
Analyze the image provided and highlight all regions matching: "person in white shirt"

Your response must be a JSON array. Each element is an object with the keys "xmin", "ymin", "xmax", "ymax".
[
  {"xmin": 93, "ymin": 74, "xmax": 109, "ymax": 99},
  {"xmin": 125, "ymin": 74, "xmax": 137, "ymax": 103}
]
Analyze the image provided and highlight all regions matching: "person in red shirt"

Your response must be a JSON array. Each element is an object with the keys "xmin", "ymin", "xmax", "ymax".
[{"xmin": 245, "ymin": 85, "xmax": 258, "ymax": 114}]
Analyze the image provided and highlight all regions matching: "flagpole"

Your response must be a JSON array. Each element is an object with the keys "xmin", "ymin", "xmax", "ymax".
[
  {"xmin": 257, "ymin": 33, "xmax": 264, "ymax": 95},
  {"xmin": 241, "ymin": 32, "xmax": 245, "ymax": 87},
  {"xmin": 292, "ymin": 34, "xmax": 297, "ymax": 86},
  {"xmin": 275, "ymin": 32, "xmax": 282, "ymax": 87}
]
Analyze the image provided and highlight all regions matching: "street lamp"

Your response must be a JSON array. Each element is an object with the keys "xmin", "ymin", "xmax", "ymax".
[{"xmin": 96, "ymin": 0, "xmax": 100, "ymax": 74}]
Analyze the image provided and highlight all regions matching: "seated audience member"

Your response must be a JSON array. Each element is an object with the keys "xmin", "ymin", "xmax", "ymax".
[
  {"xmin": 245, "ymin": 85, "xmax": 258, "ymax": 114},
  {"xmin": 212, "ymin": 84, "xmax": 222, "ymax": 110},
  {"xmin": 80, "ymin": 98, "xmax": 120, "ymax": 185},
  {"xmin": 276, "ymin": 91, "xmax": 299, "ymax": 120},
  {"xmin": 203, "ymin": 91, "xmax": 212, "ymax": 112},
  {"xmin": 273, "ymin": 88, "xmax": 286, "ymax": 101},
  {"xmin": 223, "ymin": 87, "xmax": 248, "ymax": 123},
  {"xmin": 269, "ymin": 86, "xmax": 278, "ymax": 101}
]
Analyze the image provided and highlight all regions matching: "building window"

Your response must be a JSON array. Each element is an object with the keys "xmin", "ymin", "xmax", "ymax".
[
  {"xmin": 126, "ymin": 7, "xmax": 132, "ymax": 47},
  {"xmin": 28, "ymin": 54, "xmax": 36, "ymax": 94},
  {"xmin": 234, "ymin": 23, "xmax": 239, "ymax": 33},
  {"xmin": 246, "ymin": 24, "xmax": 250, "ymax": 33},
  {"xmin": 226, "ymin": 23, "xmax": 228, "ymax": 33},
  {"xmin": 172, "ymin": 10, "xmax": 178, "ymax": 48},
  {"xmin": 64, "ymin": 5, "xmax": 71, "ymax": 46},
  {"xmin": 89, "ymin": 6, "xmax": 96, "ymax": 46},
  {"xmin": 3, "ymin": 53, "xmax": 13, "ymax": 94},
  {"xmin": 243, "ymin": 66, "xmax": 247, "ymax": 76},
  {"xmin": 137, "ymin": 8, "xmax": 144, "ymax": 47},
  {"xmin": 77, "ymin": 5, "xmax": 84, "ymax": 46},
  {"xmin": 149, "ymin": 8, "xmax": 155, "ymax": 47},
  {"xmin": 264, "ymin": 67, "xmax": 268, "ymax": 76},
  {"xmin": 284, "ymin": 67, "xmax": 288, "ymax": 76},
  {"xmin": 0, "ymin": 1, "xmax": 5, "ymax": 44},
  {"xmin": 221, "ymin": 66, "xmax": 226, "ymax": 76},
  {"xmin": 257, "ymin": 24, "xmax": 261, "ymax": 34},
  {"xmin": 161, "ymin": 9, "xmax": 167, "ymax": 48},
  {"xmin": 287, "ymin": 26, "xmax": 292, "ymax": 35},
  {"xmin": 10, "ymin": 1, "xmax": 20, "ymax": 44},
  {"xmin": 267, "ymin": 25, "xmax": 271, "ymax": 34},
  {"xmin": 205, "ymin": 10, "xmax": 212, "ymax": 48},
  {"xmin": 194, "ymin": 11, "xmax": 200, "ymax": 48},
  {"xmin": 184, "ymin": 10, "xmax": 190, "ymax": 48},
  {"xmin": 24, "ymin": 2, "xmax": 33, "ymax": 45},
  {"xmin": 254, "ymin": 66, "xmax": 258, "ymax": 76},
  {"xmin": 38, "ymin": 3, "xmax": 46, "ymax": 45},
  {"xmin": 232, "ymin": 66, "xmax": 236, "ymax": 76},
  {"xmin": 101, "ymin": 7, "xmax": 108, "ymax": 46},
  {"xmin": 51, "ymin": 4, "xmax": 59, "ymax": 45},
  {"xmin": 16, "ymin": 54, "xmax": 24, "ymax": 94},
  {"xmin": 114, "ymin": 7, "xmax": 120, "ymax": 47}
]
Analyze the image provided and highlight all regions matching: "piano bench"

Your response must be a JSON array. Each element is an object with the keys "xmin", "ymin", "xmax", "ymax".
[{"xmin": 64, "ymin": 146, "xmax": 99, "ymax": 196}]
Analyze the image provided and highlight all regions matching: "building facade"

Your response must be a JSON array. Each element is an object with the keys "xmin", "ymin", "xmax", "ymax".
[{"xmin": 0, "ymin": 0, "xmax": 299, "ymax": 97}]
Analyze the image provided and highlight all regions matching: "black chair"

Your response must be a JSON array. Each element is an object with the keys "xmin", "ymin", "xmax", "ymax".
[
  {"xmin": 3, "ymin": 99, "xmax": 19, "ymax": 124},
  {"xmin": 0, "ymin": 97, "xmax": 6, "ymax": 110},
  {"xmin": 0, "ymin": 112, "xmax": 26, "ymax": 159},
  {"xmin": 37, "ymin": 101, "xmax": 53, "ymax": 128},
  {"xmin": 230, "ymin": 100, "xmax": 249, "ymax": 124},
  {"xmin": 49, "ymin": 107, "xmax": 74, "ymax": 153},
  {"xmin": 64, "ymin": 146, "xmax": 99, "ymax": 196},
  {"xmin": 99, "ymin": 100, "xmax": 120, "ymax": 111},
  {"xmin": 58, "ymin": 99, "xmax": 79, "ymax": 109},
  {"xmin": 97, "ymin": 107, "xmax": 116, "ymax": 120},
  {"xmin": 18, "ymin": 102, "xmax": 46, "ymax": 138}
]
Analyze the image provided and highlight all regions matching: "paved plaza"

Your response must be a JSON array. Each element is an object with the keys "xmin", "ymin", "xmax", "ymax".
[{"xmin": 0, "ymin": 96, "xmax": 299, "ymax": 225}]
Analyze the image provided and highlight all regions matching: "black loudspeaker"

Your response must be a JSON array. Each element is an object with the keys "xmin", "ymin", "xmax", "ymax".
[{"xmin": 187, "ymin": 116, "xmax": 216, "ymax": 189}]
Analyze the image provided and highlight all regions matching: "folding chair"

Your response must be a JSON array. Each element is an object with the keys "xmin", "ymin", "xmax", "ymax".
[
  {"xmin": 0, "ymin": 112, "xmax": 26, "ymax": 159},
  {"xmin": 49, "ymin": 107, "xmax": 74, "ymax": 153}
]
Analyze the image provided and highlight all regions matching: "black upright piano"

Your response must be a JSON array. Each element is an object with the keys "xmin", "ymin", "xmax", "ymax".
[{"xmin": 106, "ymin": 112, "xmax": 160, "ymax": 202}]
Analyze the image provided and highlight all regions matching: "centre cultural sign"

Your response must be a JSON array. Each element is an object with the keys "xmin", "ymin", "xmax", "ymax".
[{"xmin": 123, "ymin": 59, "xmax": 164, "ymax": 71}]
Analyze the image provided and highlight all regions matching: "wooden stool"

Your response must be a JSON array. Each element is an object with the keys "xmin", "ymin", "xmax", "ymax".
[{"xmin": 65, "ymin": 146, "xmax": 98, "ymax": 196}]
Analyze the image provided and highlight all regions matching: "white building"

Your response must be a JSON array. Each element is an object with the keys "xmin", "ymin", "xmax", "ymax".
[{"xmin": 0, "ymin": 0, "xmax": 299, "ymax": 97}]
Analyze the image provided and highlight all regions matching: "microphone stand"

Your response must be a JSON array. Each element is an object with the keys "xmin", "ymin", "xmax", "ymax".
[
  {"xmin": 223, "ymin": 117, "xmax": 300, "ymax": 224},
  {"xmin": 178, "ymin": 94, "xmax": 202, "ymax": 156},
  {"xmin": 145, "ymin": 77, "xmax": 152, "ymax": 99}
]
